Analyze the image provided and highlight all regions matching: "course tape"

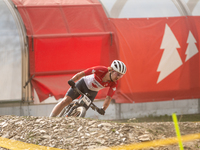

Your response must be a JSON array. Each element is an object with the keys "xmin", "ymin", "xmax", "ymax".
[
  {"xmin": 0, "ymin": 137, "xmax": 64, "ymax": 150},
  {"xmin": 102, "ymin": 133, "xmax": 200, "ymax": 150},
  {"xmin": 0, "ymin": 133, "xmax": 200, "ymax": 150}
]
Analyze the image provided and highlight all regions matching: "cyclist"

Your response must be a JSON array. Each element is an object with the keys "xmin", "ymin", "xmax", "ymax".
[{"xmin": 49, "ymin": 60, "xmax": 127, "ymax": 117}]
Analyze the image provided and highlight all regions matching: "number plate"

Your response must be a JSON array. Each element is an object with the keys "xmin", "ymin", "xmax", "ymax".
[{"xmin": 82, "ymin": 95, "xmax": 91, "ymax": 106}]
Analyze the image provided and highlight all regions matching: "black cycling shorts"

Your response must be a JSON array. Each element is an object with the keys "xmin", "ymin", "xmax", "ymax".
[{"xmin": 66, "ymin": 78, "xmax": 98, "ymax": 101}]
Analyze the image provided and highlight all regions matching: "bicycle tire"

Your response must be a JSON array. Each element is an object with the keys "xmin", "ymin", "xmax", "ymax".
[
  {"xmin": 58, "ymin": 105, "xmax": 70, "ymax": 117},
  {"xmin": 58, "ymin": 100, "xmax": 77, "ymax": 117},
  {"xmin": 58, "ymin": 100, "xmax": 87, "ymax": 117},
  {"xmin": 69, "ymin": 106, "xmax": 86, "ymax": 117}
]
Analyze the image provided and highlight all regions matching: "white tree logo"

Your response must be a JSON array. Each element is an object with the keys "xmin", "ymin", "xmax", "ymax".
[
  {"xmin": 157, "ymin": 24, "xmax": 183, "ymax": 83},
  {"xmin": 185, "ymin": 31, "xmax": 199, "ymax": 62}
]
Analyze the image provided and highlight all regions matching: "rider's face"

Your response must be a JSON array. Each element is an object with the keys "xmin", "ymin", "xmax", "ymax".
[{"xmin": 111, "ymin": 71, "xmax": 123, "ymax": 81}]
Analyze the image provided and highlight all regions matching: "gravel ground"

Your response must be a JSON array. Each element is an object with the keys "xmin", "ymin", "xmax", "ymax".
[{"xmin": 0, "ymin": 115, "xmax": 200, "ymax": 150}]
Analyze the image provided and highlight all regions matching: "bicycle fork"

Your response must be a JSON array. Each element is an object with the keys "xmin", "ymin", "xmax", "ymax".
[{"xmin": 65, "ymin": 103, "xmax": 79, "ymax": 117}]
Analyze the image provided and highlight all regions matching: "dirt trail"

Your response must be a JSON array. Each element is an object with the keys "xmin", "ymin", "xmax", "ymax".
[{"xmin": 0, "ymin": 115, "xmax": 200, "ymax": 150}]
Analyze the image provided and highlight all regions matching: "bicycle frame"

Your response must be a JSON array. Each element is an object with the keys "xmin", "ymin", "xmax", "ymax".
[{"xmin": 64, "ymin": 86, "xmax": 99, "ymax": 117}]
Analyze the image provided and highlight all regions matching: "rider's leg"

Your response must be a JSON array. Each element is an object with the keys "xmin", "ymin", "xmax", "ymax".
[
  {"xmin": 50, "ymin": 78, "xmax": 86, "ymax": 117},
  {"xmin": 49, "ymin": 96, "xmax": 72, "ymax": 117}
]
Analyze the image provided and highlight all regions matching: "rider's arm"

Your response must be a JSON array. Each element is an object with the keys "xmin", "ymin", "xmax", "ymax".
[
  {"xmin": 71, "ymin": 71, "xmax": 85, "ymax": 82},
  {"xmin": 102, "ymin": 96, "xmax": 112, "ymax": 110},
  {"xmin": 102, "ymin": 82, "xmax": 118, "ymax": 110}
]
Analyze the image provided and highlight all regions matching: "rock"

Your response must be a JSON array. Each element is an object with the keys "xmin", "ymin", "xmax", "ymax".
[
  {"xmin": 40, "ymin": 130, "xmax": 46, "ymax": 133},
  {"xmin": 77, "ymin": 126, "xmax": 83, "ymax": 132},
  {"xmin": 1, "ymin": 132, "xmax": 10, "ymax": 138},
  {"xmin": 97, "ymin": 124, "xmax": 103, "ymax": 128},
  {"xmin": 100, "ymin": 123, "xmax": 112, "ymax": 127},
  {"xmin": 1, "ymin": 122, "xmax": 8, "ymax": 128},
  {"xmin": 88, "ymin": 120, "xmax": 96, "ymax": 125},
  {"xmin": 138, "ymin": 134, "xmax": 151, "ymax": 141}
]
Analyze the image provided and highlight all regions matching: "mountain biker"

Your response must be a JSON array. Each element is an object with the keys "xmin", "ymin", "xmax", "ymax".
[{"xmin": 49, "ymin": 60, "xmax": 127, "ymax": 117}]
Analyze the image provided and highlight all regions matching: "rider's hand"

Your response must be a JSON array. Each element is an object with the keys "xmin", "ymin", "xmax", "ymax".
[
  {"xmin": 97, "ymin": 108, "xmax": 105, "ymax": 115},
  {"xmin": 68, "ymin": 79, "xmax": 75, "ymax": 87}
]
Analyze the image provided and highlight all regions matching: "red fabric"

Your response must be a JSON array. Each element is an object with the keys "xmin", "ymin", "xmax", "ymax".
[
  {"xmin": 111, "ymin": 16, "xmax": 200, "ymax": 103},
  {"xmin": 12, "ymin": 0, "xmax": 117, "ymax": 102},
  {"xmin": 13, "ymin": 0, "xmax": 100, "ymax": 6},
  {"xmin": 32, "ymin": 35, "xmax": 111, "ymax": 74},
  {"xmin": 13, "ymin": 0, "xmax": 105, "ymax": 35},
  {"xmin": 12, "ymin": 0, "xmax": 200, "ymax": 103}
]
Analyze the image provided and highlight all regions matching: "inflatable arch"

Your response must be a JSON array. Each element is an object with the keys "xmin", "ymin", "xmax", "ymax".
[{"xmin": 1, "ymin": 0, "xmax": 200, "ymax": 103}]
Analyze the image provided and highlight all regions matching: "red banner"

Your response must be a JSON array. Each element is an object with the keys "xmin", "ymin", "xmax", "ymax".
[{"xmin": 111, "ymin": 16, "xmax": 200, "ymax": 103}]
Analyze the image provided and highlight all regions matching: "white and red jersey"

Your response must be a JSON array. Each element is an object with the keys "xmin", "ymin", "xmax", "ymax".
[{"xmin": 83, "ymin": 66, "xmax": 118, "ymax": 97}]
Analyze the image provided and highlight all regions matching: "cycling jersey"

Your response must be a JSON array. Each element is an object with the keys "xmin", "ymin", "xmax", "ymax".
[{"xmin": 83, "ymin": 66, "xmax": 118, "ymax": 97}]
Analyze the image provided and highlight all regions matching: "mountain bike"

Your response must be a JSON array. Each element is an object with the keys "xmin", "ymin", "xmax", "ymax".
[{"xmin": 58, "ymin": 85, "xmax": 101, "ymax": 118}]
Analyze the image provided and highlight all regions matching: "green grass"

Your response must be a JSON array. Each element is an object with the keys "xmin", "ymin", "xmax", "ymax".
[{"xmin": 113, "ymin": 114, "xmax": 200, "ymax": 123}]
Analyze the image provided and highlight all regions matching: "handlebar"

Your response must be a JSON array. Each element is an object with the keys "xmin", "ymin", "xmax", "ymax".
[{"xmin": 71, "ymin": 85, "xmax": 100, "ymax": 111}]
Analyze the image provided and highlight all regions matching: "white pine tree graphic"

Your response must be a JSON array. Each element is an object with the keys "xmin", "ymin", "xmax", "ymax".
[
  {"xmin": 157, "ymin": 24, "xmax": 183, "ymax": 83},
  {"xmin": 185, "ymin": 31, "xmax": 198, "ymax": 62}
]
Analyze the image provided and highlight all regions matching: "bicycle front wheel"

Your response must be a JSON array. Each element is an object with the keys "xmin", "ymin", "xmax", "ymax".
[
  {"xmin": 58, "ymin": 100, "xmax": 77, "ymax": 117},
  {"xmin": 69, "ymin": 106, "xmax": 86, "ymax": 117},
  {"xmin": 58, "ymin": 105, "xmax": 71, "ymax": 117}
]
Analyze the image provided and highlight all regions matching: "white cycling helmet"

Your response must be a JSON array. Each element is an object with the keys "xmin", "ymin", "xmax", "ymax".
[{"xmin": 111, "ymin": 60, "xmax": 127, "ymax": 74}]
